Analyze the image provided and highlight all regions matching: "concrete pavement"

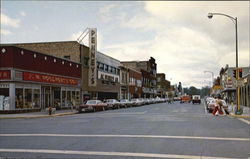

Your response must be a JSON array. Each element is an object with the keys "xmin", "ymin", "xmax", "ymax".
[{"xmin": 0, "ymin": 102, "xmax": 249, "ymax": 159}]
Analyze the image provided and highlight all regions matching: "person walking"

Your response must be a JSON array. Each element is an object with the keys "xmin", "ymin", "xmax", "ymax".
[{"xmin": 212, "ymin": 100, "xmax": 224, "ymax": 116}]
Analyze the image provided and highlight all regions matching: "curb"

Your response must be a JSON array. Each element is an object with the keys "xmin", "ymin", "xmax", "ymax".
[
  {"xmin": 229, "ymin": 113, "xmax": 250, "ymax": 118},
  {"xmin": 0, "ymin": 112, "xmax": 77, "ymax": 119}
]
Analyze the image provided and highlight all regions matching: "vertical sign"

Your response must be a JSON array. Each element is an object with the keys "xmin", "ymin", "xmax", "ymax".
[{"xmin": 89, "ymin": 28, "xmax": 97, "ymax": 86}]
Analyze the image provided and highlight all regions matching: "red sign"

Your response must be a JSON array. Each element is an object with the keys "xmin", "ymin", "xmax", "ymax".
[
  {"xmin": 23, "ymin": 72, "xmax": 78, "ymax": 85},
  {"xmin": 0, "ymin": 70, "xmax": 11, "ymax": 79}
]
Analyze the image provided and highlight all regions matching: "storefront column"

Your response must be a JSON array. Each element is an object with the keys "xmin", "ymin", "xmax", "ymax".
[{"xmin": 9, "ymin": 83, "xmax": 15, "ymax": 110}]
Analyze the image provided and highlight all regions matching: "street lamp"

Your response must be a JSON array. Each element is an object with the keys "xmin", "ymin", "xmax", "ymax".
[
  {"xmin": 204, "ymin": 71, "xmax": 214, "ymax": 88},
  {"xmin": 207, "ymin": 12, "xmax": 241, "ymax": 114}
]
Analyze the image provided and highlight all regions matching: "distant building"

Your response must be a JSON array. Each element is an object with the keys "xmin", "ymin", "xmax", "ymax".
[
  {"xmin": 122, "ymin": 57, "xmax": 157, "ymax": 98},
  {"xmin": 128, "ymin": 68, "xmax": 142, "ymax": 99},
  {"xmin": 156, "ymin": 73, "xmax": 170, "ymax": 98}
]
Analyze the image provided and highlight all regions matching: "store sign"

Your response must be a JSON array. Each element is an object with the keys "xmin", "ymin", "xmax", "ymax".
[
  {"xmin": 0, "ymin": 70, "xmax": 11, "ymax": 80},
  {"xmin": 23, "ymin": 72, "xmax": 78, "ymax": 85},
  {"xmin": 89, "ymin": 28, "xmax": 97, "ymax": 87}
]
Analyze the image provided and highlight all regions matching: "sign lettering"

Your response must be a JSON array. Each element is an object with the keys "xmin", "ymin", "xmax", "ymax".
[
  {"xmin": 23, "ymin": 72, "xmax": 78, "ymax": 85},
  {"xmin": 88, "ymin": 28, "xmax": 97, "ymax": 86},
  {"xmin": 0, "ymin": 70, "xmax": 11, "ymax": 80}
]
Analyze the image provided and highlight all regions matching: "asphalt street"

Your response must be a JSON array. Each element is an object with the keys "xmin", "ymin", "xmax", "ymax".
[{"xmin": 0, "ymin": 101, "xmax": 249, "ymax": 159}]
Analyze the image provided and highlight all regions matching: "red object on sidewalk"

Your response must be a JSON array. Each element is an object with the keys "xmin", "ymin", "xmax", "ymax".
[{"xmin": 212, "ymin": 106, "xmax": 223, "ymax": 115}]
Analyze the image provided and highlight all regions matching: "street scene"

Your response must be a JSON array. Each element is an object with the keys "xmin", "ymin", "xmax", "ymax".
[
  {"xmin": 0, "ymin": 1, "xmax": 250, "ymax": 159},
  {"xmin": 0, "ymin": 102, "xmax": 250, "ymax": 159}
]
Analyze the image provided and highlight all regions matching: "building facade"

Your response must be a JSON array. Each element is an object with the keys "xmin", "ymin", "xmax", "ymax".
[
  {"xmin": 219, "ymin": 66, "xmax": 249, "ymax": 105},
  {"xmin": 0, "ymin": 46, "xmax": 81, "ymax": 111},
  {"xmin": 156, "ymin": 73, "xmax": 171, "ymax": 98},
  {"xmin": 128, "ymin": 68, "xmax": 142, "ymax": 99},
  {"xmin": 7, "ymin": 41, "xmax": 122, "ymax": 101},
  {"xmin": 122, "ymin": 57, "xmax": 157, "ymax": 98}
]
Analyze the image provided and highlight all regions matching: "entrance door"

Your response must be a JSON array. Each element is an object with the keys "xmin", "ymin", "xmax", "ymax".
[{"xmin": 41, "ymin": 86, "xmax": 51, "ymax": 109}]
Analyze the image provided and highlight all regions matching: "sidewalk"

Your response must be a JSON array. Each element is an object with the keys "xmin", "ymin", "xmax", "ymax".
[
  {"xmin": 0, "ymin": 109, "xmax": 78, "ymax": 119},
  {"xmin": 228, "ymin": 104, "xmax": 250, "ymax": 119}
]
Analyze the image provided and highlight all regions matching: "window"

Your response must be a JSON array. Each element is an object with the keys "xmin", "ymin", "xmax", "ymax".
[
  {"xmin": 33, "ymin": 89, "xmax": 40, "ymax": 108},
  {"xmin": 24, "ymin": 89, "xmax": 32, "ymax": 108},
  {"xmin": 104, "ymin": 65, "xmax": 108, "ymax": 72},
  {"xmin": 15, "ymin": 88, "xmax": 23, "ymax": 109},
  {"xmin": 99, "ymin": 63, "xmax": 104, "ymax": 70},
  {"xmin": 64, "ymin": 55, "xmax": 70, "ymax": 59}
]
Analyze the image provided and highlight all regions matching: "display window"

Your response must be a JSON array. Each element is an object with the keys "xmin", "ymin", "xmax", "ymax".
[
  {"xmin": 53, "ymin": 88, "xmax": 61, "ymax": 108},
  {"xmin": 33, "ymin": 89, "xmax": 40, "ymax": 108},
  {"xmin": 15, "ymin": 88, "xmax": 24, "ymax": 109},
  {"xmin": 24, "ymin": 89, "xmax": 32, "ymax": 108}
]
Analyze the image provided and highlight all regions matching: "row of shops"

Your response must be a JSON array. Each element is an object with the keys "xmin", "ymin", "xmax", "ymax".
[
  {"xmin": 1, "ymin": 42, "xmax": 171, "ymax": 111},
  {"xmin": 212, "ymin": 65, "xmax": 250, "ymax": 107}
]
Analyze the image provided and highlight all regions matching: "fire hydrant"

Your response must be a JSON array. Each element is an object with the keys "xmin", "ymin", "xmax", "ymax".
[{"xmin": 48, "ymin": 107, "xmax": 52, "ymax": 115}]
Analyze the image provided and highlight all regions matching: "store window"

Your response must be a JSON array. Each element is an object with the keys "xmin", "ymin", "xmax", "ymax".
[
  {"xmin": 0, "ymin": 88, "xmax": 9, "ymax": 97},
  {"xmin": 72, "ymin": 91, "xmax": 76, "ymax": 105},
  {"xmin": 76, "ymin": 91, "xmax": 80, "ymax": 105},
  {"xmin": 62, "ymin": 90, "xmax": 66, "ymax": 107},
  {"xmin": 66, "ymin": 91, "xmax": 72, "ymax": 107},
  {"xmin": 24, "ymin": 89, "xmax": 32, "ymax": 108},
  {"xmin": 33, "ymin": 89, "xmax": 40, "ymax": 108},
  {"xmin": 15, "ymin": 88, "xmax": 23, "ymax": 109},
  {"xmin": 53, "ymin": 88, "xmax": 61, "ymax": 108}
]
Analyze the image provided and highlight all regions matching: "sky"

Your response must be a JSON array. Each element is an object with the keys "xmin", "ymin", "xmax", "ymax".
[{"xmin": 1, "ymin": 1, "xmax": 249, "ymax": 88}]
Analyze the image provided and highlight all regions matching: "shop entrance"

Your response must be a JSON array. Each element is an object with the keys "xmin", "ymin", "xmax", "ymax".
[{"xmin": 41, "ymin": 86, "xmax": 51, "ymax": 109}]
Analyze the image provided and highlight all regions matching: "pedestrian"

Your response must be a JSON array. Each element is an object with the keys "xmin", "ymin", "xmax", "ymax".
[{"xmin": 212, "ymin": 100, "xmax": 224, "ymax": 116}]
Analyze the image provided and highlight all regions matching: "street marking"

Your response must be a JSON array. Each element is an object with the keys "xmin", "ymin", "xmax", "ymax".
[
  {"xmin": 102, "ymin": 111, "xmax": 147, "ymax": 115},
  {"xmin": 237, "ymin": 118, "xmax": 250, "ymax": 125},
  {"xmin": 0, "ymin": 134, "xmax": 249, "ymax": 141},
  {"xmin": 0, "ymin": 148, "xmax": 238, "ymax": 159}
]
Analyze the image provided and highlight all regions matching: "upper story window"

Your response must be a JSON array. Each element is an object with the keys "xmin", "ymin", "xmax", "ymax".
[{"xmin": 64, "ymin": 55, "xmax": 70, "ymax": 60}]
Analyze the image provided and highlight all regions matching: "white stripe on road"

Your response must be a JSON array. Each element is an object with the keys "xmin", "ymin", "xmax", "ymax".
[
  {"xmin": 102, "ymin": 111, "xmax": 147, "ymax": 115},
  {"xmin": 0, "ymin": 134, "xmax": 249, "ymax": 141},
  {"xmin": 0, "ymin": 148, "xmax": 238, "ymax": 159},
  {"xmin": 237, "ymin": 118, "xmax": 250, "ymax": 125}
]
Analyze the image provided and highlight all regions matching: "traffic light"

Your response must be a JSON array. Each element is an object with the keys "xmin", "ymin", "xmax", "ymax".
[
  {"xmin": 233, "ymin": 69, "xmax": 236, "ymax": 78},
  {"xmin": 239, "ymin": 68, "xmax": 242, "ymax": 78}
]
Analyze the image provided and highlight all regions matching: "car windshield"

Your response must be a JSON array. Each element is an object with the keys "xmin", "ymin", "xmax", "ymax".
[{"xmin": 86, "ymin": 100, "xmax": 97, "ymax": 104}]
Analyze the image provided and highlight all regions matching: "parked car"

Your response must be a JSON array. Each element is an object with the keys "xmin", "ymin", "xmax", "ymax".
[
  {"xmin": 106, "ymin": 99, "xmax": 120, "ymax": 109},
  {"xmin": 77, "ymin": 100, "xmax": 107, "ymax": 113},
  {"xmin": 119, "ymin": 99, "xmax": 132, "ymax": 108},
  {"xmin": 192, "ymin": 95, "xmax": 201, "ymax": 104},
  {"xmin": 207, "ymin": 99, "xmax": 228, "ymax": 113},
  {"xmin": 131, "ymin": 98, "xmax": 143, "ymax": 106}
]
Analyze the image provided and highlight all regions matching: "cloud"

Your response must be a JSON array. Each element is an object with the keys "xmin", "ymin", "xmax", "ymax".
[
  {"xmin": 20, "ymin": 11, "xmax": 26, "ymax": 17},
  {"xmin": 1, "ymin": 13, "xmax": 20, "ymax": 28},
  {"xmin": 0, "ymin": 29, "xmax": 12, "ymax": 35}
]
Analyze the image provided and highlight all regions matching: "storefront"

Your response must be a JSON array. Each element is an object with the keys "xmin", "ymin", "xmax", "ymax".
[{"xmin": 0, "ymin": 46, "xmax": 82, "ymax": 111}]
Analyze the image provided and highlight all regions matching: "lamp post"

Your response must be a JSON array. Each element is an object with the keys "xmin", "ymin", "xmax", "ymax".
[
  {"xmin": 204, "ymin": 71, "xmax": 214, "ymax": 88},
  {"xmin": 207, "ymin": 12, "xmax": 241, "ymax": 114}
]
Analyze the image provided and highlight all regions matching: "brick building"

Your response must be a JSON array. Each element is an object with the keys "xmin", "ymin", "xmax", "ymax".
[
  {"xmin": 5, "ymin": 41, "xmax": 121, "ymax": 101},
  {"xmin": 0, "ymin": 46, "xmax": 81, "ymax": 111},
  {"xmin": 122, "ymin": 57, "xmax": 157, "ymax": 98},
  {"xmin": 128, "ymin": 68, "xmax": 142, "ymax": 99},
  {"xmin": 156, "ymin": 73, "xmax": 171, "ymax": 98}
]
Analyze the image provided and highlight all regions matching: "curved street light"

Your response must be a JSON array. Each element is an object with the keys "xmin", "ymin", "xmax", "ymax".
[
  {"xmin": 207, "ymin": 12, "xmax": 241, "ymax": 114},
  {"xmin": 204, "ymin": 71, "xmax": 214, "ymax": 88}
]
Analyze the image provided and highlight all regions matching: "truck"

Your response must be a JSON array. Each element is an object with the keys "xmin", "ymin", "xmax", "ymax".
[
  {"xmin": 192, "ymin": 95, "xmax": 201, "ymax": 104},
  {"xmin": 180, "ymin": 95, "xmax": 191, "ymax": 103}
]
